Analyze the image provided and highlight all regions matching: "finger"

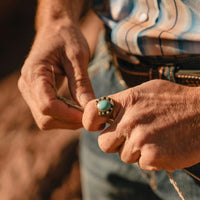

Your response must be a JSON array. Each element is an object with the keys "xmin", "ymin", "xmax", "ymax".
[
  {"xmin": 63, "ymin": 49, "xmax": 95, "ymax": 107},
  {"xmin": 98, "ymin": 129, "xmax": 125, "ymax": 153},
  {"xmin": 82, "ymin": 99, "xmax": 108, "ymax": 131},
  {"xmin": 97, "ymin": 116, "xmax": 132, "ymax": 153},
  {"xmin": 127, "ymin": 126, "xmax": 164, "ymax": 170},
  {"xmin": 35, "ymin": 89, "xmax": 83, "ymax": 122},
  {"xmin": 34, "ymin": 113, "xmax": 83, "ymax": 130},
  {"xmin": 82, "ymin": 97, "xmax": 122, "ymax": 131},
  {"xmin": 138, "ymin": 145, "xmax": 164, "ymax": 171},
  {"xmin": 19, "ymin": 78, "xmax": 83, "ymax": 130},
  {"xmin": 19, "ymin": 66, "xmax": 83, "ymax": 124},
  {"xmin": 118, "ymin": 137, "xmax": 141, "ymax": 164},
  {"xmin": 138, "ymin": 153, "xmax": 163, "ymax": 171},
  {"xmin": 32, "ymin": 65, "xmax": 83, "ymax": 121}
]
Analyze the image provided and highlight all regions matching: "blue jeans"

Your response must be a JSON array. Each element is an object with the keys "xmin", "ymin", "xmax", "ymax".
[{"xmin": 80, "ymin": 32, "xmax": 200, "ymax": 200}]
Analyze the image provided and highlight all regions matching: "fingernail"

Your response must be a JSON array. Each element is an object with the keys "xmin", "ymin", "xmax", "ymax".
[{"xmin": 79, "ymin": 93, "xmax": 94, "ymax": 107}]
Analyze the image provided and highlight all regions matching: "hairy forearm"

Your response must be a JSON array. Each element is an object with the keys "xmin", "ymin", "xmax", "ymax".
[{"xmin": 35, "ymin": 0, "xmax": 91, "ymax": 30}]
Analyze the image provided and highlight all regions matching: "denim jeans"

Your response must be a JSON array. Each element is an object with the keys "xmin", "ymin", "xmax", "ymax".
[{"xmin": 79, "ymin": 32, "xmax": 200, "ymax": 200}]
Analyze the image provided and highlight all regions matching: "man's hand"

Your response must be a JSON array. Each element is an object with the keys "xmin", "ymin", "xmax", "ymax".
[
  {"xmin": 83, "ymin": 80, "xmax": 200, "ymax": 171},
  {"xmin": 18, "ymin": 19, "xmax": 94, "ymax": 130}
]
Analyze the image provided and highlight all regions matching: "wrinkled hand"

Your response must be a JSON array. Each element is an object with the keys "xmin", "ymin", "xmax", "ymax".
[
  {"xmin": 83, "ymin": 80, "xmax": 200, "ymax": 171},
  {"xmin": 18, "ymin": 22, "xmax": 94, "ymax": 130}
]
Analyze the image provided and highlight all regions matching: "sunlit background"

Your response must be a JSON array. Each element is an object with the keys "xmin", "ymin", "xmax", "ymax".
[{"xmin": 0, "ymin": 1, "xmax": 82, "ymax": 199}]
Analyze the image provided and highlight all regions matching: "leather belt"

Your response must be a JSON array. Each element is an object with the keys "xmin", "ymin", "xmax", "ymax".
[
  {"xmin": 108, "ymin": 42, "xmax": 200, "ymax": 88},
  {"xmin": 113, "ymin": 55, "xmax": 200, "ymax": 87}
]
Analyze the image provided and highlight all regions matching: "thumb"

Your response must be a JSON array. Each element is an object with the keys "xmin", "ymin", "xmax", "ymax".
[
  {"xmin": 62, "ymin": 29, "xmax": 95, "ymax": 107},
  {"xmin": 64, "ymin": 58, "xmax": 95, "ymax": 108},
  {"xmin": 72, "ymin": 73, "xmax": 95, "ymax": 108}
]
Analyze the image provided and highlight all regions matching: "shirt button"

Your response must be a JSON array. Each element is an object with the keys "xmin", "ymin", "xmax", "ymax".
[{"xmin": 139, "ymin": 13, "xmax": 148, "ymax": 22}]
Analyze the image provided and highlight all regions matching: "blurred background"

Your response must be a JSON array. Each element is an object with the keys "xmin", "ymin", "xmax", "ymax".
[{"xmin": 0, "ymin": 0, "xmax": 82, "ymax": 199}]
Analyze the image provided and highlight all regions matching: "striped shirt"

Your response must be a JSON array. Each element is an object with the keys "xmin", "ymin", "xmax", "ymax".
[{"xmin": 93, "ymin": 0, "xmax": 200, "ymax": 56}]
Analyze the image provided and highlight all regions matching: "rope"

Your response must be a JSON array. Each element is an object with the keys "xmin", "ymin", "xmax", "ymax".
[
  {"xmin": 183, "ymin": 168, "xmax": 200, "ymax": 182},
  {"xmin": 166, "ymin": 171, "xmax": 186, "ymax": 200},
  {"xmin": 51, "ymin": 65, "xmax": 83, "ymax": 112}
]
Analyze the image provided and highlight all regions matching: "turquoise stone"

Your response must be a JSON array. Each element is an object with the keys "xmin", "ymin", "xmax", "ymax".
[{"xmin": 97, "ymin": 100, "xmax": 110, "ymax": 111}]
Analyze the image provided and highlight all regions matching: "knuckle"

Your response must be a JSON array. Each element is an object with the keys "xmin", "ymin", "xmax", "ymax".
[
  {"xmin": 39, "ymin": 100, "xmax": 55, "ymax": 115},
  {"xmin": 17, "ymin": 77, "xmax": 30, "ymax": 100},
  {"xmin": 20, "ymin": 64, "xmax": 30, "ymax": 83},
  {"xmin": 18, "ymin": 66, "xmax": 30, "ymax": 92},
  {"xmin": 67, "ymin": 46, "xmax": 89, "ymax": 66},
  {"xmin": 125, "ymin": 88, "xmax": 138, "ymax": 105},
  {"xmin": 98, "ymin": 141, "xmax": 108, "ymax": 153},
  {"xmin": 98, "ymin": 139, "xmax": 112, "ymax": 153},
  {"xmin": 121, "ymin": 155, "xmax": 132, "ymax": 164},
  {"xmin": 21, "ymin": 64, "xmax": 50, "ymax": 85},
  {"xmin": 20, "ymin": 65, "xmax": 27, "ymax": 76},
  {"xmin": 73, "ymin": 76, "xmax": 90, "ymax": 88},
  {"xmin": 120, "ymin": 150, "xmax": 140, "ymax": 164},
  {"xmin": 38, "ymin": 116, "xmax": 53, "ymax": 130},
  {"xmin": 139, "ymin": 163, "xmax": 162, "ymax": 171},
  {"xmin": 138, "ymin": 150, "xmax": 163, "ymax": 171},
  {"xmin": 17, "ymin": 77, "xmax": 24, "ymax": 92},
  {"xmin": 68, "ymin": 48, "xmax": 83, "ymax": 61}
]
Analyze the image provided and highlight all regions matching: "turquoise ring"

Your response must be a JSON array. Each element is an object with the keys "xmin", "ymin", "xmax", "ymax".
[{"xmin": 96, "ymin": 96, "xmax": 114, "ymax": 118}]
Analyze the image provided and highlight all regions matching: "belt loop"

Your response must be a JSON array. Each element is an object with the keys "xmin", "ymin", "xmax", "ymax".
[
  {"xmin": 149, "ymin": 67, "xmax": 160, "ymax": 80},
  {"xmin": 170, "ymin": 65, "xmax": 176, "ymax": 82},
  {"xmin": 162, "ymin": 65, "xmax": 176, "ymax": 82}
]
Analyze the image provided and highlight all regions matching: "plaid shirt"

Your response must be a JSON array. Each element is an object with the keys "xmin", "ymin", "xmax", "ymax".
[{"xmin": 93, "ymin": 0, "xmax": 200, "ymax": 56}]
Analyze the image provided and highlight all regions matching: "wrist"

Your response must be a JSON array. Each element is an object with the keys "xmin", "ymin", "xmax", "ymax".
[
  {"xmin": 35, "ymin": 17, "xmax": 81, "ymax": 42},
  {"xmin": 35, "ymin": 0, "xmax": 88, "ymax": 31}
]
